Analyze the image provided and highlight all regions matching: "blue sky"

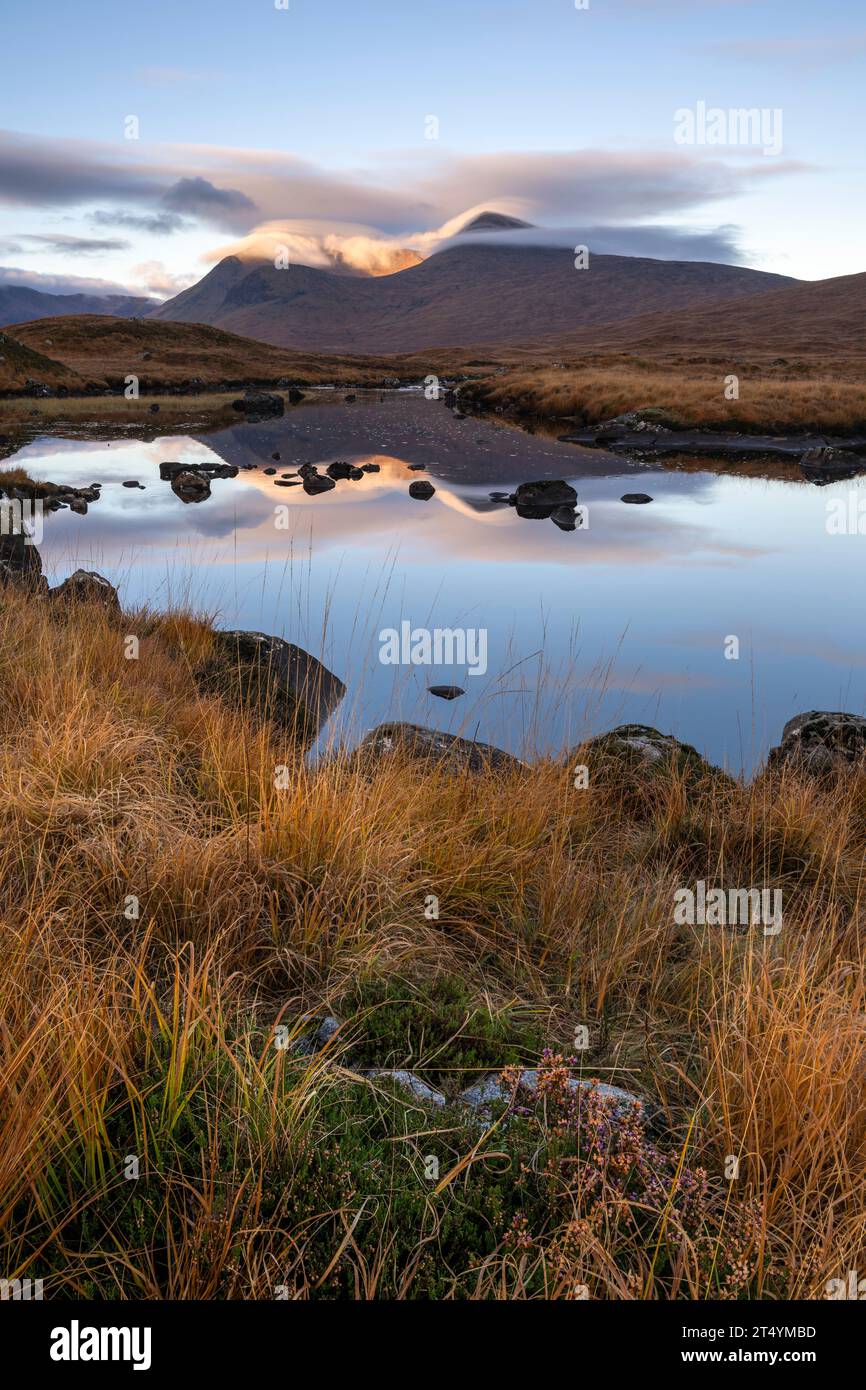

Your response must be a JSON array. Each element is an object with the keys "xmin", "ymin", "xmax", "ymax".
[{"xmin": 1, "ymin": 0, "xmax": 864, "ymax": 296}]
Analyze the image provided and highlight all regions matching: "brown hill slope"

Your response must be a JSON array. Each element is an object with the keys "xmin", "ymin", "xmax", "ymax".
[
  {"xmin": 549, "ymin": 269, "xmax": 866, "ymax": 359},
  {"xmin": 0, "ymin": 329, "xmax": 89, "ymax": 392},
  {"xmin": 3, "ymin": 314, "xmax": 410, "ymax": 390},
  {"xmin": 147, "ymin": 244, "xmax": 797, "ymax": 353}
]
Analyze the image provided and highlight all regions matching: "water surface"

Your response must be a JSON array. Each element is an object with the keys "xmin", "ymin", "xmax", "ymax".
[{"xmin": 11, "ymin": 392, "xmax": 866, "ymax": 772}]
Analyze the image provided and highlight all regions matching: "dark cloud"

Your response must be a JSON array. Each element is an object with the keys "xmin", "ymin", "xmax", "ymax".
[
  {"xmin": 0, "ymin": 232, "xmax": 130, "ymax": 256},
  {"xmin": 161, "ymin": 176, "xmax": 256, "ymax": 216},
  {"xmin": 91, "ymin": 208, "xmax": 188, "ymax": 235}
]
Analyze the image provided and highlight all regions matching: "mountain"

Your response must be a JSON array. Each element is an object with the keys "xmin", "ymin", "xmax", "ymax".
[
  {"xmin": 548, "ymin": 269, "xmax": 866, "ymax": 359},
  {"xmin": 458, "ymin": 212, "xmax": 535, "ymax": 233},
  {"xmin": 148, "ymin": 240, "xmax": 796, "ymax": 353},
  {"xmin": 0, "ymin": 285, "xmax": 157, "ymax": 329}
]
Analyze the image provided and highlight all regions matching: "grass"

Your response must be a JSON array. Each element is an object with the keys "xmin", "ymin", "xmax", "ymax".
[
  {"xmin": 1, "ymin": 588, "xmax": 866, "ymax": 1299},
  {"xmin": 457, "ymin": 355, "xmax": 866, "ymax": 433}
]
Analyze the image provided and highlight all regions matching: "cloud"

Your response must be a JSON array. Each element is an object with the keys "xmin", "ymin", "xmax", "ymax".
[
  {"xmin": 91, "ymin": 208, "xmax": 188, "ymax": 235},
  {"xmin": 0, "ymin": 265, "xmax": 136, "ymax": 296},
  {"xmin": 0, "ymin": 232, "xmax": 130, "ymax": 256},
  {"xmin": 161, "ymin": 176, "xmax": 256, "ymax": 217},
  {"xmin": 0, "ymin": 129, "xmax": 807, "ymax": 240},
  {"xmin": 129, "ymin": 260, "xmax": 198, "ymax": 296}
]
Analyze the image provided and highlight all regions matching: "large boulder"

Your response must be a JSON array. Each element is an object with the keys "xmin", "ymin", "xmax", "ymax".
[
  {"xmin": 49, "ymin": 569, "xmax": 121, "ymax": 617},
  {"xmin": 573, "ymin": 724, "xmax": 725, "ymax": 782},
  {"xmin": 511, "ymin": 479, "xmax": 577, "ymax": 519},
  {"xmin": 357, "ymin": 722, "xmax": 522, "ymax": 774},
  {"xmin": 0, "ymin": 531, "xmax": 47, "ymax": 593},
  {"xmin": 170, "ymin": 471, "xmax": 211, "ymax": 503},
  {"xmin": 199, "ymin": 630, "xmax": 346, "ymax": 742},
  {"xmin": 768, "ymin": 711, "xmax": 866, "ymax": 774}
]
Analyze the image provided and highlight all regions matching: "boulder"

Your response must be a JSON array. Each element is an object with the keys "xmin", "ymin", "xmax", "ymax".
[
  {"xmin": 199, "ymin": 630, "xmax": 346, "ymax": 742},
  {"xmin": 357, "ymin": 723, "xmax": 522, "ymax": 774},
  {"xmin": 50, "ymin": 569, "xmax": 121, "ymax": 617},
  {"xmin": 767, "ymin": 711, "xmax": 866, "ymax": 774},
  {"xmin": 0, "ymin": 531, "xmax": 47, "ymax": 593},
  {"xmin": 171, "ymin": 470, "xmax": 210, "ymax": 503},
  {"xmin": 621, "ymin": 493, "xmax": 653, "ymax": 504},
  {"xmin": 511, "ymin": 479, "xmax": 577, "ymax": 519},
  {"xmin": 326, "ymin": 461, "xmax": 355, "ymax": 480},
  {"xmin": 409, "ymin": 480, "xmax": 435, "ymax": 500},
  {"xmin": 576, "ymin": 723, "xmax": 720, "ymax": 779},
  {"xmin": 303, "ymin": 473, "xmax": 336, "ymax": 495},
  {"xmin": 231, "ymin": 391, "xmax": 284, "ymax": 418}
]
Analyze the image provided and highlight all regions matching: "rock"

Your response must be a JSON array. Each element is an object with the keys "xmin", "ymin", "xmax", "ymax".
[
  {"xmin": 407, "ymin": 463, "xmax": 427, "ymax": 471},
  {"xmin": 122, "ymin": 480, "xmax": 144, "ymax": 489},
  {"xmin": 199, "ymin": 630, "xmax": 346, "ymax": 742},
  {"xmin": 149, "ymin": 403, "xmax": 160, "ymax": 414},
  {"xmin": 231, "ymin": 391, "xmax": 284, "ymax": 418},
  {"xmin": 551, "ymin": 504, "xmax": 578, "ymax": 531},
  {"xmin": 621, "ymin": 493, "xmax": 653, "ymax": 504},
  {"xmin": 367, "ymin": 1070, "xmax": 446, "ymax": 1108},
  {"xmin": 344, "ymin": 393, "xmax": 357, "ymax": 403},
  {"xmin": 576, "ymin": 724, "xmax": 721, "ymax": 780},
  {"xmin": 171, "ymin": 470, "xmax": 210, "ymax": 503},
  {"xmin": 459, "ymin": 1070, "xmax": 644, "ymax": 1119},
  {"xmin": 274, "ymin": 478, "xmax": 301, "ymax": 487},
  {"xmin": 264, "ymin": 467, "xmax": 277, "ymax": 476},
  {"xmin": 361, "ymin": 463, "xmax": 380, "ymax": 473},
  {"xmin": 326, "ymin": 461, "xmax": 355, "ymax": 480},
  {"xmin": 68, "ymin": 497, "xmax": 88, "ymax": 515},
  {"xmin": 315, "ymin": 1016, "xmax": 341, "ymax": 1048},
  {"xmin": 297, "ymin": 463, "xmax": 319, "ymax": 478},
  {"xmin": 357, "ymin": 723, "xmax": 523, "ymax": 774},
  {"xmin": 271, "ymin": 452, "xmax": 281, "ymax": 461},
  {"xmin": 409, "ymin": 480, "xmax": 435, "ymax": 500},
  {"xmin": 159, "ymin": 462, "xmax": 237, "ymax": 482},
  {"xmin": 287, "ymin": 387, "xmax": 305, "ymax": 405},
  {"xmin": 428, "ymin": 685, "xmax": 465, "ymax": 701},
  {"xmin": 799, "ymin": 447, "xmax": 866, "ymax": 486},
  {"xmin": 50, "ymin": 569, "xmax": 121, "ymax": 617},
  {"xmin": 767, "ymin": 711, "xmax": 866, "ymax": 774},
  {"xmin": 512, "ymin": 479, "xmax": 577, "ymax": 519},
  {"xmin": 488, "ymin": 491, "xmax": 511, "ymax": 502},
  {"xmin": 303, "ymin": 473, "xmax": 336, "ymax": 495},
  {"xmin": 0, "ymin": 532, "xmax": 47, "ymax": 592},
  {"xmin": 349, "ymin": 468, "xmax": 364, "ymax": 481}
]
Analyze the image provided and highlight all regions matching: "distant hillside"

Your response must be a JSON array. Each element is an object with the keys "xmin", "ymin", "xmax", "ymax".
[
  {"xmin": 147, "ymin": 239, "xmax": 797, "ymax": 353},
  {"xmin": 0, "ymin": 284, "xmax": 156, "ymax": 329},
  {"xmin": 0, "ymin": 329, "xmax": 89, "ymax": 392},
  {"xmin": 547, "ymin": 269, "xmax": 866, "ymax": 359},
  {"xmin": 2, "ymin": 314, "xmax": 420, "ymax": 391}
]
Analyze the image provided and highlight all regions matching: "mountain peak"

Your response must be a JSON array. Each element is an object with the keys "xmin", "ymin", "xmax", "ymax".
[{"xmin": 458, "ymin": 211, "xmax": 535, "ymax": 233}]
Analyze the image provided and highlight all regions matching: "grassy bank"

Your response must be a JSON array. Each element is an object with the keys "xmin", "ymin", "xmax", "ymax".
[
  {"xmin": 1, "ymin": 591, "xmax": 865, "ymax": 1298},
  {"xmin": 458, "ymin": 355, "xmax": 866, "ymax": 433}
]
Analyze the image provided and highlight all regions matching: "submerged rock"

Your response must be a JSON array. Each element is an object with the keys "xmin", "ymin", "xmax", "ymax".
[
  {"xmin": 231, "ymin": 391, "xmax": 284, "ymax": 418},
  {"xmin": 199, "ymin": 630, "xmax": 346, "ymax": 742},
  {"xmin": 357, "ymin": 723, "xmax": 522, "ymax": 774},
  {"xmin": 409, "ymin": 480, "xmax": 435, "ymax": 500},
  {"xmin": 171, "ymin": 470, "xmax": 210, "ymax": 503},
  {"xmin": 768, "ymin": 711, "xmax": 866, "ymax": 774}
]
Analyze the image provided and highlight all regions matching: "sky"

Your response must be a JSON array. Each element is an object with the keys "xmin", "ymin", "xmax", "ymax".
[{"xmin": 1, "ymin": 0, "xmax": 864, "ymax": 299}]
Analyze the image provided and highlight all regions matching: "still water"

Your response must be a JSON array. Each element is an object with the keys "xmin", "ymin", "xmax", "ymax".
[{"xmin": 11, "ymin": 392, "xmax": 866, "ymax": 772}]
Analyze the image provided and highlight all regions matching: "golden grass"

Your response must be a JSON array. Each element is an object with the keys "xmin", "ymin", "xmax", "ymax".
[
  {"xmin": 461, "ymin": 357, "xmax": 866, "ymax": 432},
  {"xmin": 1, "ymin": 590, "xmax": 865, "ymax": 1298}
]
